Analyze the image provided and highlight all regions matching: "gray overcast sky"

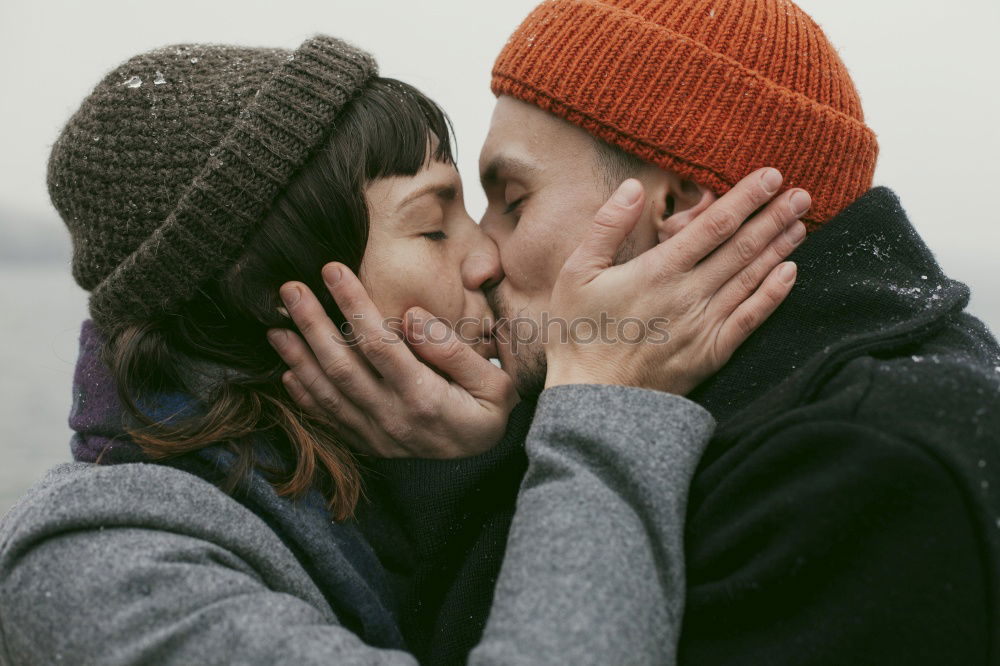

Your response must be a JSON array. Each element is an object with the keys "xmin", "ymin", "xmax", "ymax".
[{"xmin": 0, "ymin": 0, "xmax": 998, "ymax": 328}]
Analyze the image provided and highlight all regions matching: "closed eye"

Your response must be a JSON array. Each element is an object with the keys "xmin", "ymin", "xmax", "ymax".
[
  {"xmin": 422, "ymin": 231, "xmax": 448, "ymax": 241},
  {"xmin": 503, "ymin": 196, "xmax": 527, "ymax": 216}
]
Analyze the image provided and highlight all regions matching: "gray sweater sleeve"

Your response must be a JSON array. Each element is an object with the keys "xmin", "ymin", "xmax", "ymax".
[
  {"xmin": 0, "ymin": 386, "xmax": 712, "ymax": 665},
  {"xmin": 470, "ymin": 385, "xmax": 714, "ymax": 666}
]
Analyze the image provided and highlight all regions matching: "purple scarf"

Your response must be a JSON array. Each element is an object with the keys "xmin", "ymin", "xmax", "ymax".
[{"xmin": 69, "ymin": 320, "xmax": 145, "ymax": 464}]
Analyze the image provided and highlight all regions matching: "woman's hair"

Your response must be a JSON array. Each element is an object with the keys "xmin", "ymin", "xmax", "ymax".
[{"xmin": 104, "ymin": 78, "xmax": 455, "ymax": 520}]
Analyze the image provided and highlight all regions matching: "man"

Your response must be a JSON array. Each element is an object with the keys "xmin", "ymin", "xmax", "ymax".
[
  {"xmin": 281, "ymin": 0, "xmax": 1000, "ymax": 663},
  {"xmin": 479, "ymin": 0, "xmax": 1000, "ymax": 662}
]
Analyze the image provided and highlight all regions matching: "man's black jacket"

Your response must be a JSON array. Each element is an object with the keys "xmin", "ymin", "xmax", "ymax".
[{"xmin": 358, "ymin": 187, "xmax": 1000, "ymax": 665}]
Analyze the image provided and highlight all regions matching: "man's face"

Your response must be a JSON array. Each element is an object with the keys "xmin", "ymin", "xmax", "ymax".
[{"xmin": 479, "ymin": 96, "xmax": 657, "ymax": 397}]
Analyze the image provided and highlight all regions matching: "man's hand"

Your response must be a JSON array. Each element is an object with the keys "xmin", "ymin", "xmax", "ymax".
[
  {"xmin": 545, "ymin": 168, "xmax": 807, "ymax": 395},
  {"xmin": 267, "ymin": 264, "xmax": 518, "ymax": 459}
]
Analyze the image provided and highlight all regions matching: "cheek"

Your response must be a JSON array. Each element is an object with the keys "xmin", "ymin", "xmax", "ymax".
[
  {"xmin": 508, "ymin": 202, "xmax": 593, "ymax": 293},
  {"xmin": 360, "ymin": 240, "xmax": 466, "ymax": 323}
]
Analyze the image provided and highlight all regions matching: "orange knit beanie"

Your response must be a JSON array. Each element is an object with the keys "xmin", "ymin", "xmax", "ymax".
[{"xmin": 492, "ymin": 0, "xmax": 879, "ymax": 228}]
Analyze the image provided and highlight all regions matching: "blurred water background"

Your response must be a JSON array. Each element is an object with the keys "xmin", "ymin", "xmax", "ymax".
[
  {"xmin": 2, "ymin": 0, "xmax": 998, "ymax": 514},
  {"xmin": 0, "ymin": 229, "xmax": 86, "ymax": 511}
]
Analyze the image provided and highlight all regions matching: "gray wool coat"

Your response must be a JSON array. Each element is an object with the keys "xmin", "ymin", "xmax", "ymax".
[{"xmin": 0, "ymin": 385, "xmax": 714, "ymax": 665}]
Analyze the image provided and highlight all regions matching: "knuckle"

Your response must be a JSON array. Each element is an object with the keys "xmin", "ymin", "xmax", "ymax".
[
  {"xmin": 335, "ymin": 286, "xmax": 364, "ymax": 314},
  {"xmin": 663, "ymin": 287, "xmax": 698, "ymax": 315},
  {"xmin": 680, "ymin": 290, "xmax": 701, "ymax": 314},
  {"xmin": 296, "ymin": 317, "xmax": 318, "ymax": 337},
  {"xmin": 276, "ymin": 342, "xmax": 303, "ymax": 367},
  {"xmin": 736, "ymin": 310, "xmax": 757, "ymax": 337},
  {"xmin": 360, "ymin": 336, "xmax": 392, "ymax": 365},
  {"xmin": 591, "ymin": 208, "xmax": 621, "ymax": 234},
  {"xmin": 766, "ymin": 208, "xmax": 788, "ymax": 236},
  {"xmin": 774, "ymin": 235, "xmax": 797, "ymax": 259},
  {"xmin": 738, "ymin": 266, "xmax": 760, "ymax": 293},
  {"xmin": 384, "ymin": 419, "xmax": 413, "ymax": 444},
  {"xmin": 704, "ymin": 209, "xmax": 737, "ymax": 239},
  {"xmin": 410, "ymin": 396, "xmax": 438, "ymax": 422},
  {"xmin": 769, "ymin": 239, "xmax": 790, "ymax": 262},
  {"xmin": 317, "ymin": 391, "xmax": 342, "ymax": 414},
  {"xmin": 766, "ymin": 279, "xmax": 788, "ymax": 304},
  {"xmin": 733, "ymin": 235, "xmax": 759, "ymax": 263},
  {"xmin": 437, "ymin": 337, "xmax": 465, "ymax": 363},
  {"xmin": 593, "ymin": 208, "xmax": 617, "ymax": 228},
  {"xmin": 319, "ymin": 355, "xmax": 352, "ymax": 381},
  {"xmin": 281, "ymin": 372, "xmax": 302, "ymax": 396}
]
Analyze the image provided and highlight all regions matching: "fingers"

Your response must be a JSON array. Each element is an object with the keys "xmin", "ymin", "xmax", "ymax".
[
  {"xmin": 561, "ymin": 179, "xmax": 646, "ymax": 284},
  {"xmin": 655, "ymin": 168, "xmax": 786, "ymax": 273},
  {"xmin": 404, "ymin": 307, "xmax": 516, "ymax": 406},
  {"xmin": 716, "ymin": 261, "xmax": 797, "ymax": 355},
  {"xmin": 280, "ymin": 370, "xmax": 323, "ymax": 416},
  {"xmin": 697, "ymin": 188, "xmax": 809, "ymax": 287},
  {"xmin": 277, "ymin": 279, "xmax": 379, "ymax": 397},
  {"xmin": 267, "ymin": 328, "xmax": 371, "ymax": 429},
  {"xmin": 319, "ymin": 263, "xmax": 422, "ymax": 385},
  {"xmin": 282, "ymin": 371, "xmax": 389, "ymax": 457},
  {"xmin": 706, "ymin": 214, "xmax": 806, "ymax": 318}
]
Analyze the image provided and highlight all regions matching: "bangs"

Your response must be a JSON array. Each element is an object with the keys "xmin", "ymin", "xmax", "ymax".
[{"xmin": 351, "ymin": 78, "xmax": 455, "ymax": 182}]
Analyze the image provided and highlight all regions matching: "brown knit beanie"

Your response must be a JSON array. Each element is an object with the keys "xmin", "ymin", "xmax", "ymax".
[
  {"xmin": 49, "ymin": 35, "xmax": 377, "ymax": 333},
  {"xmin": 492, "ymin": 0, "xmax": 879, "ymax": 228}
]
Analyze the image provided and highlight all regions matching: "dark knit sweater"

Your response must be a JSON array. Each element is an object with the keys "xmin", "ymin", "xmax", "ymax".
[
  {"xmin": 359, "ymin": 187, "xmax": 1000, "ymax": 665},
  {"xmin": 353, "ymin": 404, "xmax": 534, "ymax": 665}
]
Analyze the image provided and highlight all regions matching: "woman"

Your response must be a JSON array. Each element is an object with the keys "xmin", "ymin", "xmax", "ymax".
[{"xmin": 0, "ymin": 35, "xmax": 799, "ymax": 665}]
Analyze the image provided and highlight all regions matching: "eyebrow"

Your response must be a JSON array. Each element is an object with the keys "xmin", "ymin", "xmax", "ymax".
[
  {"xmin": 480, "ymin": 155, "xmax": 541, "ymax": 189},
  {"xmin": 396, "ymin": 183, "xmax": 458, "ymax": 212}
]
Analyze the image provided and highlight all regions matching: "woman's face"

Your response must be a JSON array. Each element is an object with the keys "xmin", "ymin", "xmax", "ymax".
[{"xmin": 360, "ymin": 160, "xmax": 501, "ymax": 360}]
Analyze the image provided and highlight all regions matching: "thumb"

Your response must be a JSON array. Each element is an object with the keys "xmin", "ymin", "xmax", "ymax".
[
  {"xmin": 404, "ymin": 308, "xmax": 514, "ymax": 406},
  {"xmin": 563, "ymin": 179, "xmax": 645, "ymax": 284}
]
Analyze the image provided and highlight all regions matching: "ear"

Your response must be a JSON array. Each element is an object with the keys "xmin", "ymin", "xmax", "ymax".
[{"xmin": 649, "ymin": 172, "xmax": 717, "ymax": 243}]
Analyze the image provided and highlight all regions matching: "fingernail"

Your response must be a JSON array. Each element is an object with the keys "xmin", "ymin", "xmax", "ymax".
[
  {"xmin": 280, "ymin": 285, "xmax": 301, "ymax": 307},
  {"xmin": 790, "ymin": 190, "xmax": 812, "ymax": 216},
  {"xmin": 780, "ymin": 262, "xmax": 797, "ymax": 283},
  {"xmin": 761, "ymin": 168, "xmax": 783, "ymax": 194},
  {"xmin": 785, "ymin": 221, "xmax": 807, "ymax": 245},
  {"xmin": 323, "ymin": 264, "xmax": 342, "ymax": 286},
  {"xmin": 613, "ymin": 179, "xmax": 643, "ymax": 206},
  {"xmin": 266, "ymin": 329, "xmax": 287, "ymax": 348}
]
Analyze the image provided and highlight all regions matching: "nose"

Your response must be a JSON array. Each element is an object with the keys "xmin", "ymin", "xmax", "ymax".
[
  {"xmin": 462, "ymin": 225, "xmax": 504, "ymax": 292},
  {"xmin": 478, "ymin": 210, "xmax": 500, "ymax": 244}
]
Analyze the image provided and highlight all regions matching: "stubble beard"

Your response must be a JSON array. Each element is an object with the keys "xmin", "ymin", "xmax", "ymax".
[
  {"xmin": 486, "ymin": 285, "xmax": 548, "ymax": 401},
  {"xmin": 485, "ymin": 233, "xmax": 640, "ymax": 401}
]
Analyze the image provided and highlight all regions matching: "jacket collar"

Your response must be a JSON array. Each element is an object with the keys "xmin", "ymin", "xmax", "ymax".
[{"xmin": 689, "ymin": 187, "xmax": 971, "ymax": 427}]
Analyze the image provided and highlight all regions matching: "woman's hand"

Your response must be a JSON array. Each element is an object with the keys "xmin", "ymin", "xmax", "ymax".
[
  {"xmin": 267, "ymin": 265, "xmax": 518, "ymax": 459},
  {"xmin": 545, "ymin": 168, "xmax": 807, "ymax": 395}
]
